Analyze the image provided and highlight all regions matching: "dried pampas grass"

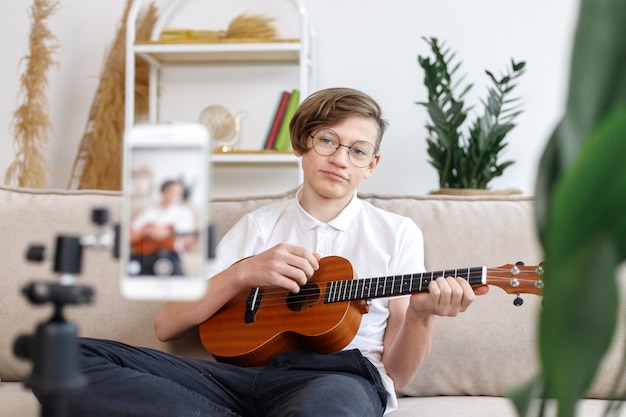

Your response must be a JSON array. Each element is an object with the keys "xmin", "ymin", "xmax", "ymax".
[
  {"xmin": 160, "ymin": 12, "xmax": 278, "ymax": 43},
  {"xmin": 68, "ymin": 0, "xmax": 157, "ymax": 190},
  {"xmin": 4, "ymin": 0, "xmax": 60, "ymax": 188},
  {"xmin": 225, "ymin": 13, "xmax": 277, "ymax": 39}
]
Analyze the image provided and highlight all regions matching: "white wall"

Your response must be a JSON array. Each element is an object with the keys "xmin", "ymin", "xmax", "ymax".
[{"xmin": 0, "ymin": 0, "xmax": 579, "ymax": 196}]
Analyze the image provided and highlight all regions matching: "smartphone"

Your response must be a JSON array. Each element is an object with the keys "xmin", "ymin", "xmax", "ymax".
[{"xmin": 120, "ymin": 123, "xmax": 209, "ymax": 300}]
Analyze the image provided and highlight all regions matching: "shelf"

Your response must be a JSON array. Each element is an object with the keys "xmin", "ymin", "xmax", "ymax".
[
  {"xmin": 210, "ymin": 151, "xmax": 299, "ymax": 164},
  {"xmin": 134, "ymin": 40, "xmax": 302, "ymax": 64},
  {"xmin": 125, "ymin": 0, "xmax": 311, "ymax": 195}
]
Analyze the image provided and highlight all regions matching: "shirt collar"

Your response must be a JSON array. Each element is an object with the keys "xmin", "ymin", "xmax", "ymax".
[{"xmin": 295, "ymin": 187, "xmax": 363, "ymax": 232}]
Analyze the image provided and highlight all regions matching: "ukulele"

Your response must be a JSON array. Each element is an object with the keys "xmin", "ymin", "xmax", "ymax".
[
  {"xmin": 131, "ymin": 224, "xmax": 198, "ymax": 256},
  {"xmin": 199, "ymin": 256, "xmax": 544, "ymax": 367}
]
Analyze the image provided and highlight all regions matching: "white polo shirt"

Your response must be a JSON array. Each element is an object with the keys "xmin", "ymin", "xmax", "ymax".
[
  {"xmin": 208, "ymin": 188, "xmax": 425, "ymax": 413},
  {"xmin": 132, "ymin": 204, "xmax": 195, "ymax": 252}
]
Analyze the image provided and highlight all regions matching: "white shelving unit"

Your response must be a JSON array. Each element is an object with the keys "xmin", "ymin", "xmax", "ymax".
[
  {"xmin": 210, "ymin": 152, "xmax": 300, "ymax": 164},
  {"xmin": 125, "ymin": 0, "xmax": 315, "ymax": 196}
]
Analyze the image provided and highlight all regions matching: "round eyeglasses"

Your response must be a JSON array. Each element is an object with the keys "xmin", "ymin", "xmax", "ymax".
[{"xmin": 310, "ymin": 129, "xmax": 377, "ymax": 168}]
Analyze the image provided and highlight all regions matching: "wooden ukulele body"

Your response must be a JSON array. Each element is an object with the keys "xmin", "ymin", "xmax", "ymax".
[{"xmin": 199, "ymin": 257, "xmax": 367, "ymax": 367}]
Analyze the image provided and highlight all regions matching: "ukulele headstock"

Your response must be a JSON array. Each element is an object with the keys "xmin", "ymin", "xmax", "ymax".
[{"xmin": 486, "ymin": 262, "xmax": 544, "ymax": 306}]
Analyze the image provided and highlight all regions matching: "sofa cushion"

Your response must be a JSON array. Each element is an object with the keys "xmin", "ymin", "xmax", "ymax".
[
  {"xmin": 358, "ymin": 193, "xmax": 545, "ymax": 397},
  {"xmin": 0, "ymin": 185, "xmax": 173, "ymax": 382},
  {"xmin": 0, "ymin": 186, "xmax": 295, "ymax": 382}
]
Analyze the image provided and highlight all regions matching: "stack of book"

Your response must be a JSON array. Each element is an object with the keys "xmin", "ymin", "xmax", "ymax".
[{"xmin": 262, "ymin": 89, "xmax": 300, "ymax": 151}]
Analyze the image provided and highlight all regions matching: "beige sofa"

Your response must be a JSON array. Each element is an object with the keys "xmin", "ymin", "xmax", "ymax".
[{"xmin": 1, "ymin": 184, "xmax": 624, "ymax": 416}]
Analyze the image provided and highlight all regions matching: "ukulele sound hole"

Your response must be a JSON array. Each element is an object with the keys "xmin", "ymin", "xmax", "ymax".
[{"xmin": 286, "ymin": 283, "xmax": 321, "ymax": 312}]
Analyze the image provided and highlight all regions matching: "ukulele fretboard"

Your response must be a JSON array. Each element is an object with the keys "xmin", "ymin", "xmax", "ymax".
[{"xmin": 324, "ymin": 267, "xmax": 487, "ymax": 303}]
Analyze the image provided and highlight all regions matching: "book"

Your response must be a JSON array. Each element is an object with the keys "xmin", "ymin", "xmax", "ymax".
[
  {"xmin": 273, "ymin": 89, "xmax": 300, "ymax": 151},
  {"xmin": 263, "ymin": 91, "xmax": 291, "ymax": 149}
]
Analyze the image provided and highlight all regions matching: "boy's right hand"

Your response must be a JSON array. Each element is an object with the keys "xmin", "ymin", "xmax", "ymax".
[{"xmin": 236, "ymin": 243, "xmax": 320, "ymax": 293}]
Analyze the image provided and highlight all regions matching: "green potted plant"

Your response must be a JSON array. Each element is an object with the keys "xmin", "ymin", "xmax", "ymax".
[
  {"xmin": 510, "ymin": 0, "xmax": 626, "ymax": 416},
  {"xmin": 417, "ymin": 37, "xmax": 526, "ymax": 193}
]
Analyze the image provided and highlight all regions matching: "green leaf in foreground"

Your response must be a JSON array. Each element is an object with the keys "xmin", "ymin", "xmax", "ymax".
[{"xmin": 540, "ymin": 105, "xmax": 626, "ymax": 417}]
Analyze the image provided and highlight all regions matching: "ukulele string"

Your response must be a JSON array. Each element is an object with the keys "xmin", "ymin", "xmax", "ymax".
[
  {"xmin": 247, "ymin": 270, "xmax": 507, "ymax": 308},
  {"xmin": 253, "ymin": 268, "xmax": 540, "ymax": 307}
]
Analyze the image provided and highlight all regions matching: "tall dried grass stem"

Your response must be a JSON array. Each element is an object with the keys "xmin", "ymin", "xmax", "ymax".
[
  {"xmin": 4, "ymin": 0, "xmax": 60, "ymax": 188},
  {"xmin": 68, "ymin": 0, "xmax": 157, "ymax": 190}
]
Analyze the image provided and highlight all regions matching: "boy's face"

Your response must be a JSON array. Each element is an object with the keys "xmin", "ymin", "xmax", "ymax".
[
  {"xmin": 162, "ymin": 183, "xmax": 183, "ymax": 206},
  {"xmin": 297, "ymin": 116, "xmax": 380, "ymax": 200}
]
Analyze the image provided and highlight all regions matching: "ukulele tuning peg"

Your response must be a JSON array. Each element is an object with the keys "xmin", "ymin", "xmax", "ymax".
[
  {"xmin": 513, "ymin": 295, "xmax": 524, "ymax": 306},
  {"xmin": 536, "ymin": 262, "xmax": 545, "ymax": 275}
]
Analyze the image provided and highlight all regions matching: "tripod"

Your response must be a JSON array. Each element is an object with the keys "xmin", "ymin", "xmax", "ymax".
[{"xmin": 13, "ymin": 208, "xmax": 116, "ymax": 417}]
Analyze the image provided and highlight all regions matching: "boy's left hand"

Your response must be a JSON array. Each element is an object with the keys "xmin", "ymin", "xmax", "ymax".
[{"xmin": 408, "ymin": 276, "xmax": 489, "ymax": 318}]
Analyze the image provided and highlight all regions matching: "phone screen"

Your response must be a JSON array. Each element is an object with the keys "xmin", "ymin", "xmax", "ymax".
[{"xmin": 121, "ymin": 124, "xmax": 209, "ymax": 300}]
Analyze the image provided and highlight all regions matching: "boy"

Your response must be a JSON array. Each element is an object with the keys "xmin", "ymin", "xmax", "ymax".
[
  {"xmin": 66, "ymin": 88, "xmax": 487, "ymax": 416},
  {"xmin": 130, "ymin": 179, "xmax": 196, "ymax": 276}
]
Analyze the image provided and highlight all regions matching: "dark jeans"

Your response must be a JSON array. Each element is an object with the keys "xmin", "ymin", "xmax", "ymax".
[
  {"xmin": 50, "ymin": 338, "xmax": 387, "ymax": 417},
  {"xmin": 131, "ymin": 249, "xmax": 184, "ymax": 276}
]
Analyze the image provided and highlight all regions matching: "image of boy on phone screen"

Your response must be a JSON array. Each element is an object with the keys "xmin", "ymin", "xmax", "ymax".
[{"xmin": 129, "ymin": 179, "xmax": 197, "ymax": 277}]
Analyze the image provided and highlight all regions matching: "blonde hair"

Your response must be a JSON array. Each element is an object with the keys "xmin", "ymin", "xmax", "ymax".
[{"xmin": 289, "ymin": 87, "xmax": 388, "ymax": 154}]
